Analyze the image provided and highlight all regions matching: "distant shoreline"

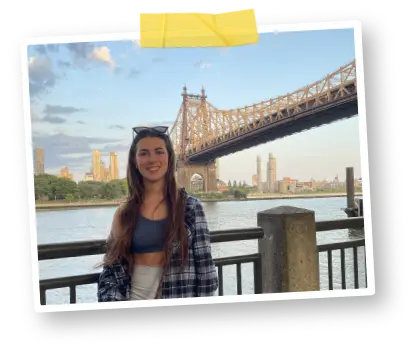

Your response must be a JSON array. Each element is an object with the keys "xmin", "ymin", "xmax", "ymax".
[{"xmin": 35, "ymin": 192, "xmax": 362, "ymax": 211}]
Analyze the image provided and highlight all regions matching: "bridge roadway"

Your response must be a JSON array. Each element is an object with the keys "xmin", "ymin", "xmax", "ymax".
[{"xmin": 186, "ymin": 89, "xmax": 357, "ymax": 164}]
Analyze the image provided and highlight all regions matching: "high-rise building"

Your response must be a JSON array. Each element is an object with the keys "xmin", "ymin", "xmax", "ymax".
[
  {"xmin": 34, "ymin": 148, "xmax": 44, "ymax": 175},
  {"xmin": 256, "ymin": 155, "xmax": 262, "ymax": 192},
  {"xmin": 60, "ymin": 166, "xmax": 69, "ymax": 178},
  {"xmin": 103, "ymin": 167, "xmax": 110, "ymax": 182},
  {"xmin": 267, "ymin": 161, "xmax": 270, "ymax": 191},
  {"xmin": 93, "ymin": 150, "xmax": 101, "ymax": 181},
  {"xmin": 100, "ymin": 160, "xmax": 105, "ymax": 182},
  {"xmin": 60, "ymin": 166, "xmax": 73, "ymax": 180},
  {"xmin": 110, "ymin": 152, "xmax": 119, "ymax": 180},
  {"xmin": 268, "ymin": 153, "xmax": 276, "ymax": 192},
  {"xmin": 252, "ymin": 174, "xmax": 257, "ymax": 186}
]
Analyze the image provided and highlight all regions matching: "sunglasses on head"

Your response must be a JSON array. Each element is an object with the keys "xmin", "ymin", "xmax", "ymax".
[{"xmin": 132, "ymin": 126, "xmax": 169, "ymax": 136}]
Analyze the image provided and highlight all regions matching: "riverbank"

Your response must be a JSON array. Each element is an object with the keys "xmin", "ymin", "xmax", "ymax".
[{"xmin": 35, "ymin": 192, "xmax": 362, "ymax": 211}]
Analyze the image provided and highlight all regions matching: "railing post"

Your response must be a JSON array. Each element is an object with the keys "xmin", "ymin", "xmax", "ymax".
[{"xmin": 257, "ymin": 206, "xmax": 320, "ymax": 293}]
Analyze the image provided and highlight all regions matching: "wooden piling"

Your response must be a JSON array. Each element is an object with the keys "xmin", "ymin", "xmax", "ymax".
[{"xmin": 344, "ymin": 167, "xmax": 356, "ymax": 217}]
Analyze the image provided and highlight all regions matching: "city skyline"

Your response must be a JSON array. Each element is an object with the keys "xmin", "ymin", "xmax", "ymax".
[
  {"xmin": 28, "ymin": 28, "xmax": 360, "ymax": 183},
  {"xmin": 34, "ymin": 143, "xmax": 357, "ymax": 186},
  {"xmin": 33, "ymin": 147, "xmax": 120, "ymax": 182}
]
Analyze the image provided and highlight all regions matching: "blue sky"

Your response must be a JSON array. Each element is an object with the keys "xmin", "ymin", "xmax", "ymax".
[{"xmin": 27, "ymin": 27, "xmax": 361, "ymax": 184}]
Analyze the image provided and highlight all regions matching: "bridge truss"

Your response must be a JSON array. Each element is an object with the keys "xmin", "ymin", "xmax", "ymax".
[{"xmin": 169, "ymin": 60, "xmax": 357, "ymax": 161}]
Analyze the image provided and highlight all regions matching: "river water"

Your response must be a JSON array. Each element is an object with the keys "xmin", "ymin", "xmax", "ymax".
[{"xmin": 35, "ymin": 196, "xmax": 366, "ymax": 305}]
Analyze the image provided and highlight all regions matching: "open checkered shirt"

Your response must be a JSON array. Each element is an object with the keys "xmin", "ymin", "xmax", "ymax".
[{"xmin": 97, "ymin": 190, "xmax": 219, "ymax": 301}]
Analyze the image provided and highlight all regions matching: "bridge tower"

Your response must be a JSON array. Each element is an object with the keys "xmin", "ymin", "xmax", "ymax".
[{"xmin": 175, "ymin": 86, "xmax": 217, "ymax": 193}]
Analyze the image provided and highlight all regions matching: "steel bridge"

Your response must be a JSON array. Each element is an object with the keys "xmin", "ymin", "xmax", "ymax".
[{"xmin": 169, "ymin": 60, "xmax": 358, "ymax": 192}]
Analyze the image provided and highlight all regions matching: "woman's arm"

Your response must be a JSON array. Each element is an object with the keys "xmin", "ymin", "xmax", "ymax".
[{"xmin": 192, "ymin": 199, "xmax": 219, "ymax": 296}]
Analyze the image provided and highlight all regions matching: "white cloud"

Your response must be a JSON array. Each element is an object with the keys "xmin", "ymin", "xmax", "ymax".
[{"xmin": 89, "ymin": 46, "xmax": 116, "ymax": 69}]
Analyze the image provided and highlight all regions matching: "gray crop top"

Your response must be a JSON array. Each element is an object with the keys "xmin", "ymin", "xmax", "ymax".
[{"xmin": 130, "ymin": 215, "xmax": 168, "ymax": 254}]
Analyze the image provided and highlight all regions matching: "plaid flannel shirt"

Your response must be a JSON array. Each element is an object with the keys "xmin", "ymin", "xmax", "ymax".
[{"xmin": 97, "ymin": 190, "xmax": 219, "ymax": 301}]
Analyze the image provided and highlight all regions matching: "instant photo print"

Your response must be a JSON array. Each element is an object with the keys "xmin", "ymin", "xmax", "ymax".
[{"xmin": 19, "ymin": 9, "xmax": 394, "ymax": 335}]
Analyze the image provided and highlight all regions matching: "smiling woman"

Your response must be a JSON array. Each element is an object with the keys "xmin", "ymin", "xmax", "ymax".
[{"xmin": 96, "ymin": 126, "xmax": 219, "ymax": 301}]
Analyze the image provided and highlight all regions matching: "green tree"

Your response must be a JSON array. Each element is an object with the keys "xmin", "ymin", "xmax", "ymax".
[
  {"xmin": 34, "ymin": 174, "xmax": 62, "ymax": 200},
  {"xmin": 233, "ymin": 190, "xmax": 247, "ymax": 199},
  {"xmin": 54, "ymin": 178, "xmax": 79, "ymax": 200},
  {"xmin": 78, "ymin": 181, "xmax": 103, "ymax": 199},
  {"xmin": 120, "ymin": 178, "xmax": 128, "ymax": 196},
  {"xmin": 65, "ymin": 194, "xmax": 74, "ymax": 203},
  {"xmin": 100, "ymin": 183, "xmax": 119, "ymax": 199},
  {"xmin": 34, "ymin": 174, "xmax": 134, "ymax": 202},
  {"xmin": 34, "ymin": 174, "xmax": 81, "ymax": 201},
  {"xmin": 107, "ymin": 180, "xmax": 124, "ymax": 198}
]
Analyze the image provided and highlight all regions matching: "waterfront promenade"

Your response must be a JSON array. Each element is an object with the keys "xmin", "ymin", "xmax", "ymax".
[
  {"xmin": 36, "ymin": 168, "xmax": 367, "ymax": 304},
  {"xmin": 37, "ymin": 198, "xmax": 367, "ymax": 305}
]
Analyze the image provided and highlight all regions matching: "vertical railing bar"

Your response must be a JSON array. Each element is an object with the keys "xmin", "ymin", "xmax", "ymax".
[
  {"xmin": 254, "ymin": 257, "xmax": 262, "ymax": 294},
  {"xmin": 70, "ymin": 285, "xmax": 76, "ymax": 304},
  {"xmin": 217, "ymin": 265, "xmax": 224, "ymax": 296},
  {"xmin": 341, "ymin": 248, "xmax": 346, "ymax": 289},
  {"xmin": 327, "ymin": 250, "xmax": 333, "ymax": 290},
  {"xmin": 237, "ymin": 263, "xmax": 242, "ymax": 295},
  {"xmin": 258, "ymin": 257, "xmax": 263, "ymax": 293},
  {"xmin": 40, "ymin": 287, "xmax": 46, "ymax": 305},
  {"xmin": 353, "ymin": 246, "xmax": 359, "ymax": 289},
  {"xmin": 364, "ymin": 246, "xmax": 367, "ymax": 288}
]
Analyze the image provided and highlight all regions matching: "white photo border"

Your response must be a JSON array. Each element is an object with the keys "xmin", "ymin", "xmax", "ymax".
[{"xmin": 20, "ymin": 20, "xmax": 376, "ymax": 313}]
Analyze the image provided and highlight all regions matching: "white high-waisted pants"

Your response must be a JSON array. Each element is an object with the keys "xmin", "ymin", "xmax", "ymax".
[{"xmin": 130, "ymin": 265, "xmax": 163, "ymax": 300}]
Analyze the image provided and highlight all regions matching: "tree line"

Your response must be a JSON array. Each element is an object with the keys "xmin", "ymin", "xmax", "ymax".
[
  {"xmin": 34, "ymin": 174, "xmax": 254, "ymax": 203},
  {"xmin": 34, "ymin": 174, "xmax": 128, "ymax": 202}
]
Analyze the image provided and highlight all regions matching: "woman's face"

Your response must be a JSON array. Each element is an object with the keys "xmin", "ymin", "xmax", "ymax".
[{"xmin": 135, "ymin": 137, "xmax": 169, "ymax": 182}]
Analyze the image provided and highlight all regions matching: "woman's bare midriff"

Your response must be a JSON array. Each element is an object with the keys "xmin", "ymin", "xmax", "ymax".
[{"xmin": 133, "ymin": 252, "xmax": 165, "ymax": 267}]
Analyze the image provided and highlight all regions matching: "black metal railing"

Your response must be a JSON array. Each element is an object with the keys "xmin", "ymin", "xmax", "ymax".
[
  {"xmin": 37, "ymin": 217, "xmax": 365, "ymax": 304},
  {"xmin": 316, "ymin": 217, "xmax": 366, "ymax": 290},
  {"xmin": 38, "ymin": 228, "xmax": 263, "ymax": 305}
]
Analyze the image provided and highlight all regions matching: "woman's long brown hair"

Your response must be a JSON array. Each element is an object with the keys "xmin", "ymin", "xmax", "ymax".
[{"xmin": 97, "ymin": 129, "xmax": 188, "ymax": 275}]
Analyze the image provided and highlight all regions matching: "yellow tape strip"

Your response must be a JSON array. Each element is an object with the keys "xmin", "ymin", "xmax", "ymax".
[{"xmin": 140, "ymin": 9, "xmax": 258, "ymax": 48}]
